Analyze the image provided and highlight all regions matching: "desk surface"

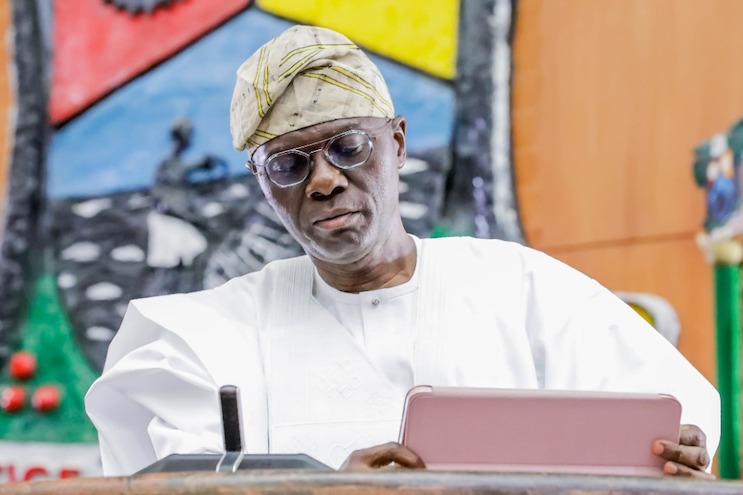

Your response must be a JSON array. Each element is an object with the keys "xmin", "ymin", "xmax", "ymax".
[{"xmin": 1, "ymin": 470, "xmax": 742, "ymax": 495}]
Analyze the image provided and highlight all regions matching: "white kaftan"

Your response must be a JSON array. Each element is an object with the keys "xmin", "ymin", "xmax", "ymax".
[{"xmin": 85, "ymin": 236, "xmax": 720, "ymax": 475}]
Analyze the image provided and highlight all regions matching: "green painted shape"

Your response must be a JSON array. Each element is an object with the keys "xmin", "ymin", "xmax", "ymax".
[
  {"xmin": 714, "ymin": 264, "xmax": 742, "ymax": 479},
  {"xmin": 430, "ymin": 223, "xmax": 471, "ymax": 238},
  {"xmin": 0, "ymin": 274, "xmax": 99, "ymax": 443}
]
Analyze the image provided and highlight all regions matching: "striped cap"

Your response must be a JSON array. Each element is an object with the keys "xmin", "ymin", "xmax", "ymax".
[{"xmin": 230, "ymin": 25, "xmax": 394, "ymax": 151}]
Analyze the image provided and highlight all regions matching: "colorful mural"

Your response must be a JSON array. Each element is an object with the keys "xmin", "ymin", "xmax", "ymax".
[{"xmin": 1, "ymin": 0, "xmax": 519, "ymax": 479}]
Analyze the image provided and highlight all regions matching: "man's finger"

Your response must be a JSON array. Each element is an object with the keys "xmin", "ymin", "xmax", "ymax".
[
  {"xmin": 371, "ymin": 444, "xmax": 425, "ymax": 469},
  {"xmin": 341, "ymin": 442, "xmax": 425, "ymax": 470},
  {"xmin": 679, "ymin": 424, "xmax": 707, "ymax": 448},
  {"xmin": 653, "ymin": 440, "xmax": 710, "ymax": 470},
  {"xmin": 663, "ymin": 461, "xmax": 715, "ymax": 480}
]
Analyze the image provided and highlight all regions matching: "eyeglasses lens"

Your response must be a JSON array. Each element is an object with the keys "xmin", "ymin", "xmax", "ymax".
[
  {"xmin": 266, "ymin": 132, "xmax": 373, "ymax": 187},
  {"xmin": 326, "ymin": 132, "xmax": 373, "ymax": 168},
  {"xmin": 266, "ymin": 152, "xmax": 308, "ymax": 187}
]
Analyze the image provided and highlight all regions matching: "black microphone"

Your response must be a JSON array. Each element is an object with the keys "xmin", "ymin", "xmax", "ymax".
[
  {"xmin": 219, "ymin": 385, "xmax": 243, "ymax": 453},
  {"xmin": 216, "ymin": 385, "xmax": 244, "ymax": 472}
]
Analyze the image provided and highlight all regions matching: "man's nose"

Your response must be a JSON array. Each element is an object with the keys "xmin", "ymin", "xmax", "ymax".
[{"xmin": 305, "ymin": 151, "xmax": 348, "ymax": 198}]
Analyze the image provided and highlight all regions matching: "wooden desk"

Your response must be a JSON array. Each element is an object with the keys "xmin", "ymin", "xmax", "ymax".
[{"xmin": 1, "ymin": 470, "xmax": 742, "ymax": 495}]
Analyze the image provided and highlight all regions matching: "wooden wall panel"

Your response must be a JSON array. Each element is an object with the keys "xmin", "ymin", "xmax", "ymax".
[
  {"xmin": 512, "ymin": 0, "xmax": 743, "ymax": 382},
  {"xmin": 514, "ymin": 0, "xmax": 743, "ymax": 247}
]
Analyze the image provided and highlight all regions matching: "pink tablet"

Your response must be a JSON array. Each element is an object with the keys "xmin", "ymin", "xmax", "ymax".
[{"xmin": 398, "ymin": 386, "xmax": 681, "ymax": 476}]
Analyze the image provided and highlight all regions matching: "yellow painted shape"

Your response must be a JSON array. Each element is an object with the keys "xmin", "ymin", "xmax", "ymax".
[{"xmin": 256, "ymin": 0, "xmax": 458, "ymax": 79}]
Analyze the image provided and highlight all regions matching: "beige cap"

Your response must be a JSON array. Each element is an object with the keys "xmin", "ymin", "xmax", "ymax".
[{"xmin": 230, "ymin": 25, "xmax": 394, "ymax": 151}]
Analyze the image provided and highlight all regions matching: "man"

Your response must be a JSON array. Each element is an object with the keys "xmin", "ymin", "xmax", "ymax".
[{"xmin": 85, "ymin": 25, "xmax": 719, "ymax": 477}]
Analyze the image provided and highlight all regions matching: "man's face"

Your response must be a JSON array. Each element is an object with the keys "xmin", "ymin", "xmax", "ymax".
[{"xmin": 250, "ymin": 116, "xmax": 407, "ymax": 264}]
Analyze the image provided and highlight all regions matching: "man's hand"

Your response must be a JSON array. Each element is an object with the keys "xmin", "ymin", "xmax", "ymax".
[
  {"xmin": 652, "ymin": 424, "xmax": 714, "ymax": 479},
  {"xmin": 340, "ymin": 441, "xmax": 426, "ymax": 471}
]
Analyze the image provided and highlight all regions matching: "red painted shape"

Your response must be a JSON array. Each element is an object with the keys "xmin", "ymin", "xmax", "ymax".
[
  {"xmin": 31, "ymin": 385, "xmax": 62, "ymax": 412},
  {"xmin": 50, "ymin": 0, "xmax": 251, "ymax": 124},
  {"xmin": 23, "ymin": 466, "xmax": 48, "ymax": 481},
  {"xmin": 1, "ymin": 386, "xmax": 25, "ymax": 413},
  {"xmin": 59, "ymin": 468, "xmax": 81, "ymax": 479},
  {"xmin": 9, "ymin": 351, "xmax": 37, "ymax": 381}
]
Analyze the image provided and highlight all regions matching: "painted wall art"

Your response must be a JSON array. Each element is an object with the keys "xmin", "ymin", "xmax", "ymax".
[{"xmin": 0, "ymin": 0, "xmax": 522, "ymax": 479}]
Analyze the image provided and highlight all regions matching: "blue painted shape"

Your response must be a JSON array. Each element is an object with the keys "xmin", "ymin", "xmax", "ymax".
[
  {"xmin": 48, "ymin": 8, "xmax": 454, "ymax": 199},
  {"xmin": 376, "ymin": 56, "xmax": 454, "ymax": 151}
]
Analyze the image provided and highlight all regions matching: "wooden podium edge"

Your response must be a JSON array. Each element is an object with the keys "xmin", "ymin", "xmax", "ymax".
[{"xmin": 1, "ymin": 470, "xmax": 742, "ymax": 495}]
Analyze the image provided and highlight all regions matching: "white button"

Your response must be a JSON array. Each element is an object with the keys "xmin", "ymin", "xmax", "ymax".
[{"xmin": 371, "ymin": 298, "xmax": 380, "ymax": 307}]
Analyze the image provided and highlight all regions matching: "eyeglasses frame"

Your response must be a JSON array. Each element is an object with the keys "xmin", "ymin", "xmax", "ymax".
[{"xmin": 246, "ymin": 119, "xmax": 393, "ymax": 189}]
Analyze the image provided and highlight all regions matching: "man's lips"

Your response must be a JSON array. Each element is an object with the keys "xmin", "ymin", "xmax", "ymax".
[{"xmin": 313, "ymin": 210, "xmax": 360, "ymax": 229}]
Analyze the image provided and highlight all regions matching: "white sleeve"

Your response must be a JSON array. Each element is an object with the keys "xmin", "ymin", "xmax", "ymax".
[
  {"xmin": 85, "ymin": 304, "xmax": 223, "ymax": 476},
  {"xmin": 523, "ymin": 248, "xmax": 721, "ymax": 464}
]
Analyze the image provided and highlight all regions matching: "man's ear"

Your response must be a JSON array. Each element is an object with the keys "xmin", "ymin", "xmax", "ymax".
[{"xmin": 392, "ymin": 116, "xmax": 407, "ymax": 167}]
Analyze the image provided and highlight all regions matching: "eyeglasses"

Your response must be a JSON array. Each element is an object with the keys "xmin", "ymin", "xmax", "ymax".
[{"xmin": 247, "ymin": 119, "xmax": 392, "ymax": 188}]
